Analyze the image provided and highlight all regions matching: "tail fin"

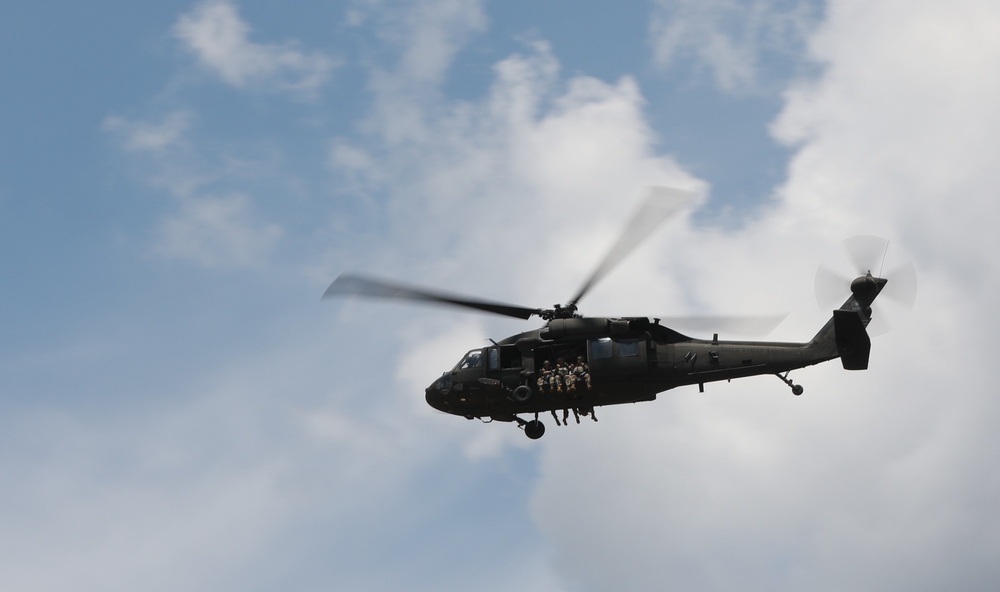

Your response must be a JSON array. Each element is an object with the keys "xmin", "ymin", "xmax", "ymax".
[
  {"xmin": 808, "ymin": 273, "xmax": 886, "ymax": 370},
  {"xmin": 832, "ymin": 309, "xmax": 871, "ymax": 369}
]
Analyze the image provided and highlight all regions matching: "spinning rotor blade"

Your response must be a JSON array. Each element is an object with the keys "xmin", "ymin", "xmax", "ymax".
[
  {"xmin": 866, "ymin": 259, "xmax": 918, "ymax": 336},
  {"xmin": 881, "ymin": 260, "xmax": 918, "ymax": 308},
  {"xmin": 814, "ymin": 264, "xmax": 851, "ymax": 311},
  {"xmin": 324, "ymin": 273, "xmax": 541, "ymax": 320},
  {"xmin": 814, "ymin": 235, "xmax": 918, "ymax": 336},
  {"xmin": 816, "ymin": 235, "xmax": 893, "ymax": 311},
  {"xmin": 660, "ymin": 314, "xmax": 788, "ymax": 336},
  {"xmin": 844, "ymin": 235, "xmax": 889, "ymax": 274},
  {"xmin": 566, "ymin": 186, "xmax": 696, "ymax": 309}
]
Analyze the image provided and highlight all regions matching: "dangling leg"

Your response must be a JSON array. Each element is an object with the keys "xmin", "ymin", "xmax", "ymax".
[{"xmin": 550, "ymin": 409, "xmax": 561, "ymax": 426}]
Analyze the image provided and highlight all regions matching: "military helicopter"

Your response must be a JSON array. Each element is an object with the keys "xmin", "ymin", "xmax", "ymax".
[{"xmin": 325, "ymin": 188, "xmax": 912, "ymax": 439}]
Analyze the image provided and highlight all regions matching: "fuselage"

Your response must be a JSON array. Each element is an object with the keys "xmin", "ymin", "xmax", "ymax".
[{"xmin": 424, "ymin": 316, "xmax": 835, "ymax": 422}]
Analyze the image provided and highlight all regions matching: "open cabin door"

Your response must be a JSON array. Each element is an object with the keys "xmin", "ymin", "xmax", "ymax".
[{"xmin": 486, "ymin": 344, "xmax": 525, "ymax": 388}]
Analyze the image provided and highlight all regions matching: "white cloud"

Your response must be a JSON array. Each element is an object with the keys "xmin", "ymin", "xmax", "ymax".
[
  {"xmin": 0, "ymin": 331, "xmax": 444, "ymax": 591},
  {"xmin": 408, "ymin": 0, "xmax": 487, "ymax": 81},
  {"xmin": 355, "ymin": 0, "xmax": 487, "ymax": 146},
  {"xmin": 342, "ymin": 40, "xmax": 700, "ymax": 287},
  {"xmin": 650, "ymin": 0, "xmax": 818, "ymax": 92},
  {"xmin": 772, "ymin": 0, "xmax": 1000, "ymax": 276},
  {"xmin": 362, "ymin": 0, "xmax": 486, "ymax": 86},
  {"xmin": 174, "ymin": 0, "xmax": 338, "ymax": 97},
  {"xmin": 156, "ymin": 193, "xmax": 283, "ymax": 268},
  {"xmin": 102, "ymin": 111, "xmax": 192, "ymax": 152},
  {"xmin": 102, "ymin": 114, "xmax": 290, "ymax": 270}
]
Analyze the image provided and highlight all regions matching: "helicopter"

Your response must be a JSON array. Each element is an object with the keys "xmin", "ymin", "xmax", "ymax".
[{"xmin": 325, "ymin": 187, "xmax": 907, "ymax": 440}]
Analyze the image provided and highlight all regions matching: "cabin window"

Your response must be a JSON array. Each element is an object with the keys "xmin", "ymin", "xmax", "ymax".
[
  {"xmin": 590, "ymin": 338, "xmax": 613, "ymax": 360},
  {"xmin": 618, "ymin": 339, "xmax": 640, "ymax": 357},
  {"xmin": 456, "ymin": 349, "xmax": 483, "ymax": 370},
  {"xmin": 488, "ymin": 348, "xmax": 500, "ymax": 370}
]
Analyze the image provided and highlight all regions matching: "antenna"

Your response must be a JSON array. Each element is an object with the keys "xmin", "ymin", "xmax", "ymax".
[{"xmin": 878, "ymin": 240, "xmax": 890, "ymax": 277}]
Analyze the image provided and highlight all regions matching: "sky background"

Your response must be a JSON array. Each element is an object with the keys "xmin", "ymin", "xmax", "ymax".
[{"xmin": 2, "ymin": 0, "xmax": 999, "ymax": 590}]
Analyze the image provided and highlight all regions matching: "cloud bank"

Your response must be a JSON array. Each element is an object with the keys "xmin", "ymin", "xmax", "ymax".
[{"xmin": 531, "ymin": 1, "xmax": 1000, "ymax": 590}]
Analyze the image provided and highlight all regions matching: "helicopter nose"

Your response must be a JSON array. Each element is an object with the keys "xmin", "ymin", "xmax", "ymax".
[{"xmin": 425, "ymin": 382, "xmax": 447, "ymax": 412}]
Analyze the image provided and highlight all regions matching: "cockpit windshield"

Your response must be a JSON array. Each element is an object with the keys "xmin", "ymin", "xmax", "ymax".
[{"xmin": 454, "ymin": 349, "xmax": 484, "ymax": 371}]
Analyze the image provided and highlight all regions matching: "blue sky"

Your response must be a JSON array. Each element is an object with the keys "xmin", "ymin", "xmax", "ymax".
[{"xmin": 3, "ymin": 1, "xmax": 1000, "ymax": 590}]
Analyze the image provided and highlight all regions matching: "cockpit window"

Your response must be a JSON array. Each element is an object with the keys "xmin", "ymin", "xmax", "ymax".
[{"xmin": 456, "ymin": 349, "xmax": 483, "ymax": 370}]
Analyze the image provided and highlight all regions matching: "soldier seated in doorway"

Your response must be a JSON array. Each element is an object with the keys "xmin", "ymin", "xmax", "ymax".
[
  {"xmin": 570, "ymin": 355, "xmax": 592, "ymax": 391},
  {"xmin": 536, "ymin": 360, "xmax": 560, "ymax": 393},
  {"xmin": 554, "ymin": 358, "xmax": 571, "ymax": 393}
]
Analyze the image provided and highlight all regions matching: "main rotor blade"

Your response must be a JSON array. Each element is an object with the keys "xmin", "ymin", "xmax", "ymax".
[
  {"xmin": 659, "ymin": 314, "xmax": 788, "ymax": 336},
  {"xmin": 566, "ymin": 186, "xmax": 696, "ymax": 309},
  {"xmin": 323, "ymin": 273, "xmax": 542, "ymax": 320}
]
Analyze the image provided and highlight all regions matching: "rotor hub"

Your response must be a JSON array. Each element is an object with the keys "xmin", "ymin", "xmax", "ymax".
[
  {"xmin": 850, "ymin": 273, "xmax": 880, "ymax": 306},
  {"xmin": 540, "ymin": 303, "xmax": 580, "ymax": 321}
]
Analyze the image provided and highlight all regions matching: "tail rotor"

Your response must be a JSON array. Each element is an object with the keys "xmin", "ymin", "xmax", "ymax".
[{"xmin": 814, "ymin": 235, "xmax": 918, "ymax": 335}]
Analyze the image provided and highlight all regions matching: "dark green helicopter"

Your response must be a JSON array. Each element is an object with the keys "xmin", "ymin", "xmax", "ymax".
[{"xmin": 325, "ymin": 188, "xmax": 914, "ymax": 439}]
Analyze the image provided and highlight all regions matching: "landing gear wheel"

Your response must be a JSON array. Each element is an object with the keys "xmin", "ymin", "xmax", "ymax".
[
  {"xmin": 524, "ymin": 419, "xmax": 545, "ymax": 440},
  {"xmin": 776, "ymin": 372, "xmax": 804, "ymax": 396},
  {"xmin": 511, "ymin": 385, "xmax": 533, "ymax": 404}
]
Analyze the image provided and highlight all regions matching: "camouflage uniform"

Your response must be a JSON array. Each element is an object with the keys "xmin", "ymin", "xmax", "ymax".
[
  {"xmin": 554, "ymin": 358, "xmax": 570, "ymax": 393},
  {"xmin": 537, "ymin": 360, "xmax": 556, "ymax": 392},
  {"xmin": 571, "ymin": 356, "xmax": 592, "ymax": 390}
]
